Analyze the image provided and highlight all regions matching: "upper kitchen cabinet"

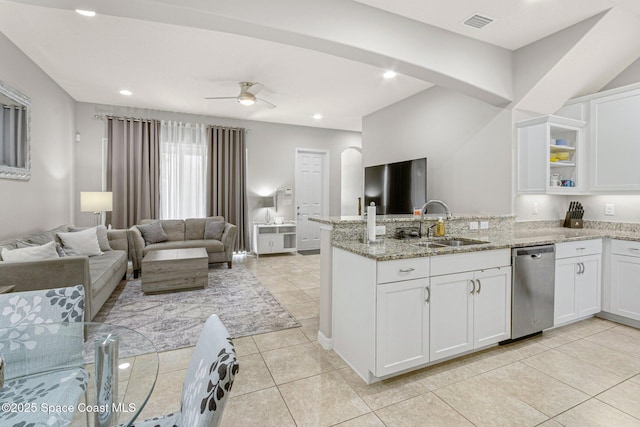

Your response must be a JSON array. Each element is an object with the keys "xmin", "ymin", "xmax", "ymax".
[
  {"xmin": 516, "ymin": 115, "xmax": 587, "ymax": 194},
  {"xmin": 589, "ymin": 87, "xmax": 640, "ymax": 191}
]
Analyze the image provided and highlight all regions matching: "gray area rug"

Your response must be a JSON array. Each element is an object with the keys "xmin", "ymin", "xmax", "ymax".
[{"xmin": 93, "ymin": 264, "xmax": 300, "ymax": 352}]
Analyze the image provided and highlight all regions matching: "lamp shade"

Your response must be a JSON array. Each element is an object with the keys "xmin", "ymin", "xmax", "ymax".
[
  {"xmin": 81, "ymin": 192, "xmax": 113, "ymax": 212},
  {"xmin": 260, "ymin": 196, "xmax": 275, "ymax": 208}
]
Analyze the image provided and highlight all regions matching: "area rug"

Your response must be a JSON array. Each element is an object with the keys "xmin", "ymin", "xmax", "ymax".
[{"xmin": 93, "ymin": 264, "xmax": 300, "ymax": 352}]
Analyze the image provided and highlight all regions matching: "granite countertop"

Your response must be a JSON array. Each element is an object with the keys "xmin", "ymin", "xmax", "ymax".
[
  {"xmin": 311, "ymin": 213, "xmax": 516, "ymax": 225},
  {"xmin": 332, "ymin": 227, "xmax": 640, "ymax": 261}
]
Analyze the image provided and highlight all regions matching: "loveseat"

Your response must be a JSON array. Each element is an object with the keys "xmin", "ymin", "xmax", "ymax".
[
  {"xmin": 129, "ymin": 216, "xmax": 237, "ymax": 276},
  {"xmin": 0, "ymin": 225, "xmax": 129, "ymax": 320}
]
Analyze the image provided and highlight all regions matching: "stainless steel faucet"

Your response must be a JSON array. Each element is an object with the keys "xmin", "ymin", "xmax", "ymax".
[{"xmin": 419, "ymin": 200, "xmax": 453, "ymax": 237}]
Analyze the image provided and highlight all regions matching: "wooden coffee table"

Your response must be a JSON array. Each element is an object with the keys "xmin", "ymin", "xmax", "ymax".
[{"xmin": 141, "ymin": 248, "xmax": 208, "ymax": 294}]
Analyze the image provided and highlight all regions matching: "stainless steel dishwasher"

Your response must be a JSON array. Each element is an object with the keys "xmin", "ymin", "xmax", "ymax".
[{"xmin": 511, "ymin": 245, "xmax": 555, "ymax": 340}]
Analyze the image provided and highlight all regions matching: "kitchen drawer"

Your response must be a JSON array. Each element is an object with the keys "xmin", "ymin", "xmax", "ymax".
[
  {"xmin": 555, "ymin": 239, "xmax": 602, "ymax": 259},
  {"xmin": 611, "ymin": 239, "xmax": 640, "ymax": 257},
  {"xmin": 430, "ymin": 249, "xmax": 510, "ymax": 277},
  {"xmin": 377, "ymin": 258, "xmax": 429, "ymax": 284}
]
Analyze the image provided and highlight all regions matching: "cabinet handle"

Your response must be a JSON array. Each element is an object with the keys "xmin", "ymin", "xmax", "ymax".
[
  {"xmin": 581, "ymin": 262, "xmax": 585, "ymax": 274},
  {"xmin": 576, "ymin": 247, "xmax": 586, "ymax": 251},
  {"xmin": 470, "ymin": 280, "xmax": 476, "ymax": 295},
  {"xmin": 425, "ymin": 286, "xmax": 430, "ymax": 304},
  {"xmin": 476, "ymin": 279, "xmax": 482, "ymax": 295},
  {"xmin": 399, "ymin": 268, "xmax": 415, "ymax": 273},
  {"xmin": 629, "ymin": 248, "xmax": 640, "ymax": 252}
]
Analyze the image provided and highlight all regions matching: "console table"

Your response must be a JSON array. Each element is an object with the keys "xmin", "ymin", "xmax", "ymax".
[{"xmin": 252, "ymin": 222, "xmax": 297, "ymax": 256}]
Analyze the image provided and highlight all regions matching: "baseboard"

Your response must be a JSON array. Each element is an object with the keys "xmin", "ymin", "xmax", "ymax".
[
  {"xmin": 317, "ymin": 330, "xmax": 333, "ymax": 350},
  {"xmin": 597, "ymin": 311, "xmax": 640, "ymax": 329}
]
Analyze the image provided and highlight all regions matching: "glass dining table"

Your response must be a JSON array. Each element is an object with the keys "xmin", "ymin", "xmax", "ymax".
[{"xmin": 0, "ymin": 322, "xmax": 159, "ymax": 427}]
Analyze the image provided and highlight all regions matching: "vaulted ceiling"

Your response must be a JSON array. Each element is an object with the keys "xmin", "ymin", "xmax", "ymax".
[{"xmin": 1, "ymin": 0, "xmax": 640, "ymax": 131}]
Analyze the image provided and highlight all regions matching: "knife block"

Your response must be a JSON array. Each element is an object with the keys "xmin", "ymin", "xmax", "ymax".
[{"xmin": 563, "ymin": 213, "xmax": 583, "ymax": 228}]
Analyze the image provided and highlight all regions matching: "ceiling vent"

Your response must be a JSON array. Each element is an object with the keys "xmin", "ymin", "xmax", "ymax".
[{"xmin": 462, "ymin": 14, "xmax": 494, "ymax": 29}]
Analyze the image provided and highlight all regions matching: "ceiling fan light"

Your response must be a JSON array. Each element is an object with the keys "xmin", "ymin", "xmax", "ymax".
[{"xmin": 237, "ymin": 92, "xmax": 256, "ymax": 106}]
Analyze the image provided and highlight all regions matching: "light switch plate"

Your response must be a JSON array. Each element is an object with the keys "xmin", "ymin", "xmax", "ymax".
[
  {"xmin": 605, "ymin": 203, "xmax": 615, "ymax": 216},
  {"xmin": 469, "ymin": 221, "xmax": 479, "ymax": 230},
  {"xmin": 480, "ymin": 221, "xmax": 489, "ymax": 230}
]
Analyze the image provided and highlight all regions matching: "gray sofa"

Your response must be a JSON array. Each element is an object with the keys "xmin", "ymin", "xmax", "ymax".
[
  {"xmin": 0, "ymin": 225, "xmax": 128, "ymax": 320},
  {"xmin": 129, "ymin": 216, "xmax": 237, "ymax": 275}
]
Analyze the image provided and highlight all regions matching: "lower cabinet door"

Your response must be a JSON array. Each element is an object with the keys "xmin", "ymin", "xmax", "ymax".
[
  {"xmin": 376, "ymin": 278, "xmax": 429, "ymax": 376},
  {"xmin": 611, "ymin": 254, "xmax": 640, "ymax": 321},
  {"xmin": 429, "ymin": 272, "xmax": 474, "ymax": 362},
  {"xmin": 473, "ymin": 267, "xmax": 511, "ymax": 347},
  {"xmin": 577, "ymin": 255, "xmax": 601, "ymax": 317},
  {"xmin": 554, "ymin": 258, "xmax": 578, "ymax": 325},
  {"xmin": 257, "ymin": 235, "xmax": 272, "ymax": 254}
]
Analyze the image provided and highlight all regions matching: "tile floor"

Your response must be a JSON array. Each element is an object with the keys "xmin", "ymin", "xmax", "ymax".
[{"xmin": 131, "ymin": 253, "xmax": 640, "ymax": 427}]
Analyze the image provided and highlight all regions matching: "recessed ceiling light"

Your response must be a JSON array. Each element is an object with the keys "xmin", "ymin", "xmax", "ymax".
[
  {"xmin": 383, "ymin": 70, "xmax": 397, "ymax": 79},
  {"xmin": 75, "ymin": 9, "xmax": 96, "ymax": 17},
  {"xmin": 313, "ymin": 114, "xmax": 323, "ymax": 120},
  {"xmin": 119, "ymin": 89, "xmax": 133, "ymax": 96}
]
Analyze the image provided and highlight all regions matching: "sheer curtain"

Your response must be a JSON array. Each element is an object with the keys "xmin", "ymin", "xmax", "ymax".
[{"xmin": 160, "ymin": 121, "xmax": 207, "ymax": 219}]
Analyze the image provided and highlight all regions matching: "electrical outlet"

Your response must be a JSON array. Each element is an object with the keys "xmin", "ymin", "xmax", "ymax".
[
  {"xmin": 480, "ymin": 221, "xmax": 489, "ymax": 230},
  {"xmin": 605, "ymin": 203, "xmax": 615, "ymax": 216},
  {"xmin": 532, "ymin": 202, "xmax": 538, "ymax": 215},
  {"xmin": 469, "ymin": 221, "xmax": 479, "ymax": 230},
  {"xmin": 375, "ymin": 225, "xmax": 386, "ymax": 235}
]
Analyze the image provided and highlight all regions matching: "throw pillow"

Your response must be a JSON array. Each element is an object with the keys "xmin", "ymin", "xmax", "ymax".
[
  {"xmin": 204, "ymin": 221, "xmax": 226, "ymax": 240},
  {"xmin": 16, "ymin": 239, "xmax": 66, "ymax": 257},
  {"xmin": 70, "ymin": 225, "xmax": 112, "ymax": 251},
  {"xmin": 137, "ymin": 221, "xmax": 169, "ymax": 245},
  {"xmin": 57, "ymin": 227, "xmax": 103, "ymax": 257},
  {"xmin": 1, "ymin": 241, "xmax": 59, "ymax": 262}
]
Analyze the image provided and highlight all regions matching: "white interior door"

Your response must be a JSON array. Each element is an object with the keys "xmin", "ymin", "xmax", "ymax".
[{"xmin": 296, "ymin": 150, "xmax": 325, "ymax": 250}]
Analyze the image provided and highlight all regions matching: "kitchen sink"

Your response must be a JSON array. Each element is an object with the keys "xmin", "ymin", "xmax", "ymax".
[{"xmin": 411, "ymin": 237, "xmax": 489, "ymax": 248}]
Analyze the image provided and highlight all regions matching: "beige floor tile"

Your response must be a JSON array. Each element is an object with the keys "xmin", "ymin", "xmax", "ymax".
[
  {"xmin": 272, "ymin": 289, "xmax": 315, "ymax": 305},
  {"xmin": 584, "ymin": 329, "xmax": 640, "ymax": 357},
  {"xmin": 133, "ymin": 369, "xmax": 184, "ymax": 421},
  {"xmin": 632, "ymin": 374, "xmax": 640, "ymax": 385},
  {"xmin": 522, "ymin": 349, "xmax": 625, "ymax": 395},
  {"xmin": 278, "ymin": 371, "xmax": 370, "ymax": 427},
  {"xmin": 302, "ymin": 287, "xmax": 320, "ymax": 301},
  {"xmin": 536, "ymin": 328, "xmax": 582, "ymax": 349},
  {"xmin": 537, "ymin": 419, "xmax": 564, "ymax": 427},
  {"xmin": 283, "ymin": 301, "xmax": 320, "ymax": 320},
  {"xmin": 232, "ymin": 336, "xmax": 259, "ymax": 356},
  {"xmin": 260, "ymin": 279, "xmax": 299, "ymax": 293},
  {"xmin": 337, "ymin": 367, "xmax": 429, "ymax": 411},
  {"xmin": 375, "ymin": 392, "xmax": 473, "ymax": 427},
  {"xmin": 334, "ymin": 412, "xmax": 386, "ymax": 426},
  {"xmin": 262, "ymin": 342, "xmax": 338, "ymax": 384},
  {"xmin": 610, "ymin": 324, "xmax": 640, "ymax": 340},
  {"xmin": 220, "ymin": 387, "xmax": 296, "ymax": 427},
  {"xmin": 157, "ymin": 346, "xmax": 194, "ymax": 374},
  {"xmin": 313, "ymin": 342, "xmax": 348, "ymax": 369},
  {"xmin": 434, "ymin": 376, "xmax": 548, "ymax": 426},
  {"xmin": 561, "ymin": 318, "xmax": 618, "ymax": 338},
  {"xmin": 555, "ymin": 338, "xmax": 640, "ymax": 378},
  {"xmin": 481, "ymin": 361, "xmax": 589, "ymax": 417},
  {"xmin": 129, "ymin": 352, "xmax": 160, "ymax": 379},
  {"xmin": 554, "ymin": 398, "xmax": 640, "ymax": 427},
  {"xmin": 231, "ymin": 353, "xmax": 275, "ymax": 396},
  {"xmin": 500, "ymin": 339, "xmax": 549, "ymax": 360},
  {"xmin": 415, "ymin": 361, "xmax": 476, "ymax": 390},
  {"xmin": 598, "ymin": 379, "xmax": 640, "ymax": 419},
  {"xmin": 252, "ymin": 327, "xmax": 310, "ymax": 352},
  {"xmin": 299, "ymin": 316, "xmax": 320, "ymax": 341}
]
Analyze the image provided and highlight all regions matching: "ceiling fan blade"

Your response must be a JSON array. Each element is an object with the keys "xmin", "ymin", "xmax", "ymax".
[
  {"xmin": 204, "ymin": 96, "xmax": 237, "ymax": 100},
  {"xmin": 247, "ymin": 82, "xmax": 264, "ymax": 95},
  {"xmin": 257, "ymin": 97, "xmax": 276, "ymax": 109}
]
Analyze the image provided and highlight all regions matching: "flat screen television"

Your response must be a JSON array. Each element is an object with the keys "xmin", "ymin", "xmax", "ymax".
[{"xmin": 364, "ymin": 158, "xmax": 427, "ymax": 215}]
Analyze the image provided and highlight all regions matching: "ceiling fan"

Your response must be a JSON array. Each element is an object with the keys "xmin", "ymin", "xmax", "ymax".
[{"xmin": 205, "ymin": 82, "xmax": 276, "ymax": 108}]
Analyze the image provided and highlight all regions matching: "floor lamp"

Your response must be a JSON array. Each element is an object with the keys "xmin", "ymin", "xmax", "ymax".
[{"xmin": 81, "ymin": 192, "xmax": 113, "ymax": 226}]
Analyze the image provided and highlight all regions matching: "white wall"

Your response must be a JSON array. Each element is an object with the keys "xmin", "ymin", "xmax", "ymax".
[
  {"xmin": 340, "ymin": 147, "xmax": 362, "ymax": 215},
  {"xmin": 362, "ymin": 86, "xmax": 512, "ymax": 215},
  {"xmin": 74, "ymin": 103, "xmax": 361, "ymax": 227},
  {"xmin": 0, "ymin": 32, "xmax": 76, "ymax": 240}
]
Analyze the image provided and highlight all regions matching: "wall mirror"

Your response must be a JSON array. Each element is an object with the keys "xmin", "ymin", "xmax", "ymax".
[{"xmin": 0, "ymin": 81, "xmax": 31, "ymax": 181}]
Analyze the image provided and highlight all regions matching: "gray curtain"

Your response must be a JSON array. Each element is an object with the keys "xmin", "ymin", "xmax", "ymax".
[
  {"xmin": 206, "ymin": 126, "xmax": 248, "ymax": 252},
  {"xmin": 106, "ymin": 117, "xmax": 160, "ymax": 228},
  {"xmin": 1, "ymin": 104, "xmax": 25, "ymax": 167}
]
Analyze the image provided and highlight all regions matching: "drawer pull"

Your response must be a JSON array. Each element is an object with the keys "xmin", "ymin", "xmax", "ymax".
[
  {"xmin": 399, "ymin": 268, "xmax": 415, "ymax": 273},
  {"xmin": 629, "ymin": 248, "xmax": 640, "ymax": 252},
  {"xmin": 576, "ymin": 247, "xmax": 586, "ymax": 251}
]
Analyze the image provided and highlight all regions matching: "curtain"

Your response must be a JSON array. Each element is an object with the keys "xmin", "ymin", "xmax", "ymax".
[
  {"xmin": 1, "ymin": 104, "xmax": 25, "ymax": 167},
  {"xmin": 207, "ymin": 126, "xmax": 248, "ymax": 252},
  {"xmin": 160, "ymin": 121, "xmax": 207, "ymax": 219},
  {"xmin": 106, "ymin": 117, "xmax": 160, "ymax": 229}
]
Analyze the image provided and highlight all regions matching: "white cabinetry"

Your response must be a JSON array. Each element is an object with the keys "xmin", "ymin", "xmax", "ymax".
[
  {"xmin": 516, "ymin": 115, "xmax": 586, "ymax": 194},
  {"xmin": 554, "ymin": 240, "xmax": 602, "ymax": 326},
  {"xmin": 609, "ymin": 240, "xmax": 640, "ymax": 322},
  {"xmin": 252, "ymin": 223, "xmax": 297, "ymax": 256},
  {"xmin": 590, "ymin": 88, "xmax": 640, "ymax": 191},
  {"xmin": 430, "ymin": 264, "xmax": 511, "ymax": 362}
]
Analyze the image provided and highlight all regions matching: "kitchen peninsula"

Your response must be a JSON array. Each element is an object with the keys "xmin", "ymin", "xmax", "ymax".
[{"xmin": 311, "ymin": 214, "xmax": 640, "ymax": 384}]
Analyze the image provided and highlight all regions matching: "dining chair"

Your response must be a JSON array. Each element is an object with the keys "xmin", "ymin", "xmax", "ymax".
[
  {"xmin": 129, "ymin": 314, "xmax": 239, "ymax": 427},
  {"xmin": 0, "ymin": 285, "xmax": 89, "ymax": 426}
]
